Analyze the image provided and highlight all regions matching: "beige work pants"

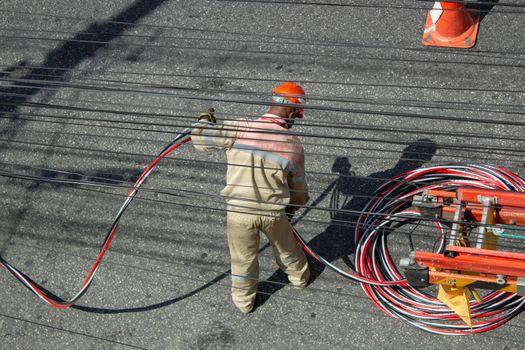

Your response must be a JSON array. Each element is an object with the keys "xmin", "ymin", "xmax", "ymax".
[{"xmin": 227, "ymin": 209, "xmax": 310, "ymax": 312}]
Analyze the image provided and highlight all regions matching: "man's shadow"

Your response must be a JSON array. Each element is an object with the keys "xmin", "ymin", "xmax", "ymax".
[{"xmin": 256, "ymin": 139, "xmax": 437, "ymax": 305}]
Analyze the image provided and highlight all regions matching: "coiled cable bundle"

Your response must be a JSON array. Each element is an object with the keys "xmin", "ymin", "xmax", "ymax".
[{"xmin": 354, "ymin": 164, "xmax": 525, "ymax": 334}]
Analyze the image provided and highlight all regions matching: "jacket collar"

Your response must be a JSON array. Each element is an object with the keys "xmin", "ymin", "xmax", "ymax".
[{"xmin": 260, "ymin": 114, "xmax": 287, "ymax": 129}]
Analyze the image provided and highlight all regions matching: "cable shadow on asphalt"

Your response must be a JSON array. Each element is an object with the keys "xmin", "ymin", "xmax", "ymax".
[
  {"xmin": 23, "ymin": 167, "xmax": 141, "ymax": 192},
  {"xmin": 468, "ymin": 0, "xmax": 499, "ymax": 23},
  {"xmin": 255, "ymin": 139, "xmax": 438, "ymax": 307},
  {"xmin": 72, "ymin": 272, "xmax": 230, "ymax": 314},
  {"xmin": 0, "ymin": 0, "xmax": 168, "ymax": 142}
]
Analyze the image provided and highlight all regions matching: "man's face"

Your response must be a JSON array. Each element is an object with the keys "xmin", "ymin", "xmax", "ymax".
[
  {"xmin": 284, "ymin": 109, "xmax": 302, "ymax": 129},
  {"xmin": 290, "ymin": 108, "xmax": 303, "ymax": 119}
]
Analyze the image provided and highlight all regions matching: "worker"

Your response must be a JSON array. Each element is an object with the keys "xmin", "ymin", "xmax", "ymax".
[{"xmin": 191, "ymin": 82, "xmax": 311, "ymax": 313}]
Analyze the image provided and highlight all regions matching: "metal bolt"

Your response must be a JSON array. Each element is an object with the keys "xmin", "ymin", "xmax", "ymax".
[{"xmin": 496, "ymin": 275, "xmax": 506, "ymax": 285}]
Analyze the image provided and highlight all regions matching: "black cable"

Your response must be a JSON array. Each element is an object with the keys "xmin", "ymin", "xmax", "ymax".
[
  {"xmin": 4, "ymin": 165, "xmax": 525, "ymax": 249},
  {"xmin": 0, "ymin": 161, "xmax": 475, "ymax": 214},
  {"xmin": 3, "ymin": 85, "xmax": 525, "ymax": 140},
  {"xmin": 3, "ymin": 90, "xmax": 525, "ymax": 152},
  {"xmin": 2, "ymin": 33, "xmax": 525, "ymax": 69},
  {"xmin": 0, "ymin": 246, "xmax": 381, "ymax": 315},
  {"xmin": 2, "ymin": 82, "xmax": 519, "ymax": 163},
  {"xmin": 3, "ymin": 84, "xmax": 523, "ymax": 129},
  {"xmin": 3, "ymin": 93, "xmax": 525, "ymax": 151},
  {"xmin": 4, "ymin": 110, "xmax": 525, "ymax": 158},
  {"xmin": 11, "ymin": 123, "xmax": 525, "ymax": 167},
  {"xmin": 0, "ymin": 170, "xmax": 451, "ymax": 248},
  {"xmin": 4, "ymin": 178, "xmax": 525, "ymax": 257},
  {"xmin": 2, "ymin": 75, "xmax": 524, "ymax": 116},
  {"xmin": 3, "ymin": 126, "xmax": 525, "ymax": 175},
  {"xmin": 3, "ymin": 110, "xmax": 524, "ymax": 170},
  {"xmin": 8, "ymin": 241, "xmax": 367, "ymax": 300},
  {"xmin": 216, "ymin": 0, "xmax": 525, "ymax": 14},
  {"xmin": 2, "ymin": 25, "xmax": 524, "ymax": 60},
  {"xmin": 0, "ymin": 173, "xmax": 504, "ymax": 252},
  {"xmin": 3, "ymin": 108, "xmax": 525, "ymax": 166},
  {"xmin": 2, "ymin": 63, "xmax": 522, "ymax": 94},
  {"xmin": 0, "ymin": 314, "xmax": 147, "ymax": 350},
  {"xmin": 417, "ymin": 0, "xmax": 525, "ymax": 9}
]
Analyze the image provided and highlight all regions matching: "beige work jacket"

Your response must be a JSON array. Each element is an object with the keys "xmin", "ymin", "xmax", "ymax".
[{"xmin": 191, "ymin": 114, "xmax": 309, "ymax": 215}]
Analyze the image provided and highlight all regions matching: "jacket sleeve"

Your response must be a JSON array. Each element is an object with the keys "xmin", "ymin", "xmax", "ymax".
[
  {"xmin": 190, "ymin": 120, "xmax": 239, "ymax": 152},
  {"xmin": 287, "ymin": 152, "xmax": 310, "ymax": 208}
]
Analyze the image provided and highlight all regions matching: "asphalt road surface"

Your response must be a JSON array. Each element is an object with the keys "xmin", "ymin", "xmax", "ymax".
[{"xmin": 0, "ymin": 0, "xmax": 524, "ymax": 349}]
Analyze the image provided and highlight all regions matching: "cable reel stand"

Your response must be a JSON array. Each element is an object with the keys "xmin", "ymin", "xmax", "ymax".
[{"xmin": 403, "ymin": 188, "xmax": 525, "ymax": 326}]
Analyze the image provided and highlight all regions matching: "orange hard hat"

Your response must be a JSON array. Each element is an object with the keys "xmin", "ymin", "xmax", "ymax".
[{"xmin": 271, "ymin": 81, "xmax": 306, "ymax": 117}]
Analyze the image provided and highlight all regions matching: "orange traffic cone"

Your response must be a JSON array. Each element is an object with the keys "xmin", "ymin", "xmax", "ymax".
[{"xmin": 422, "ymin": 1, "xmax": 480, "ymax": 49}]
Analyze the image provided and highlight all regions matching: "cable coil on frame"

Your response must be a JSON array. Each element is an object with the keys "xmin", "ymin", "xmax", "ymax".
[{"xmin": 349, "ymin": 164, "xmax": 525, "ymax": 335}]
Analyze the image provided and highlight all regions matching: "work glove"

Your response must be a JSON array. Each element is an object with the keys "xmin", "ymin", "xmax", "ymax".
[{"xmin": 198, "ymin": 108, "xmax": 216, "ymax": 123}]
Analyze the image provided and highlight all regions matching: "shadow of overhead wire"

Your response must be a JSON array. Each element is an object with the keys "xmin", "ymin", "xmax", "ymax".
[
  {"xmin": 468, "ymin": 0, "xmax": 499, "ymax": 22},
  {"xmin": 0, "ymin": 0, "xmax": 169, "ymax": 143},
  {"xmin": 25, "ymin": 167, "xmax": 141, "ymax": 192}
]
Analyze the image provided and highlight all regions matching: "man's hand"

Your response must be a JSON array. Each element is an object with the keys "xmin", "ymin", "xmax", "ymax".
[{"xmin": 198, "ymin": 108, "xmax": 216, "ymax": 123}]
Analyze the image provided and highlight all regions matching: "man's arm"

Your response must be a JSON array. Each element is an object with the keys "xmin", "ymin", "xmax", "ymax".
[
  {"xmin": 287, "ymin": 152, "xmax": 310, "ymax": 211},
  {"xmin": 191, "ymin": 109, "xmax": 239, "ymax": 151}
]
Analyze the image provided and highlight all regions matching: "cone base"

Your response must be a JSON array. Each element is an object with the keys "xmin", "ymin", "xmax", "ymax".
[{"xmin": 422, "ymin": 10, "xmax": 480, "ymax": 49}]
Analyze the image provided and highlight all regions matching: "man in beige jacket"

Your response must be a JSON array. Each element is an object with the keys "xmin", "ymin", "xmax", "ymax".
[{"xmin": 191, "ymin": 82, "xmax": 310, "ymax": 313}]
